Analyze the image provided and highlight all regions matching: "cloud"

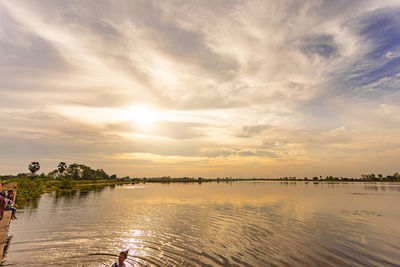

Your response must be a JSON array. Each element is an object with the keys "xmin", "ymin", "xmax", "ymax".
[
  {"xmin": 237, "ymin": 124, "xmax": 273, "ymax": 138},
  {"xmin": 300, "ymin": 34, "xmax": 339, "ymax": 58},
  {"xmin": 108, "ymin": 120, "xmax": 208, "ymax": 140},
  {"xmin": 0, "ymin": 9, "xmax": 66, "ymax": 71},
  {"xmin": 1, "ymin": 0, "xmax": 400, "ymax": 177}
]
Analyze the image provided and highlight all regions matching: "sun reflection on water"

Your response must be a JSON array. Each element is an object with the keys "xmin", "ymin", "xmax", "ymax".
[{"xmin": 4, "ymin": 182, "xmax": 400, "ymax": 266}]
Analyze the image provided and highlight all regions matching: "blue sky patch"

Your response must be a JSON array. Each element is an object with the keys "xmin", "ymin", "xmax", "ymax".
[{"xmin": 338, "ymin": 8, "xmax": 400, "ymax": 98}]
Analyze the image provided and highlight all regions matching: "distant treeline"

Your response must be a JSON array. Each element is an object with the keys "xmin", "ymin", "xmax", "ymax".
[
  {"xmin": 279, "ymin": 173, "xmax": 400, "ymax": 182},
  {"xmin": 360, "ymin": 173, "xmax": 400, "ymax": 182},
  {"xmin": 135, "ymin": 176, "xmax": 232, "ymax": 183},
  {"xmin": 48, "ymin": 163, "xmax": 115, "ymax": 180},
  {"xmin": 132, "ymin": 173, "xmax": 400, "ymax": 183}
]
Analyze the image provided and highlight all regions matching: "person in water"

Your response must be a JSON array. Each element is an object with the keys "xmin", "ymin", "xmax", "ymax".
[{"xmin": 112, "ymin": 249, "xmax": 129, "ymax": 267}]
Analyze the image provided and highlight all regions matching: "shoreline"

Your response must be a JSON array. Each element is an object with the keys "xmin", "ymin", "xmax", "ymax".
[
  {"xmin": 132, "ymin": 178, "xmax": 400, "ymax": 183},
  {"xmin": 4, "ymin": 178, "xmax": 399, "ymax": 206},
  {"xmin": 1, "ymin": 179, "xmax": 132, "ymax": 205}
]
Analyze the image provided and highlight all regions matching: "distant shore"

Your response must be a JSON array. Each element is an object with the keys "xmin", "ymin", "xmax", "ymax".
[
  {"xmin": 2, "ymin": 162, "xmax": 398, "ymax": 205},
  {"xmin": 131, "ymin": 177, "xmax": 400, "ymax": 183},
  {"xmin": 2, "ymin": 177, "xmax": 399, "ymax": 207}
]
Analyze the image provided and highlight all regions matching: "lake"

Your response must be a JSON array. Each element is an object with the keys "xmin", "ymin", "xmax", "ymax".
[{"xmin": 4, "ymin": 182, "xmax": 400, "ymax": 266}]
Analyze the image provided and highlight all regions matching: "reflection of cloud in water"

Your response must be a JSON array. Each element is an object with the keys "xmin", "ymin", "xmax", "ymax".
[{"xmin": 6, "ymin": 182, "xmax": 400, "ymax": 266}]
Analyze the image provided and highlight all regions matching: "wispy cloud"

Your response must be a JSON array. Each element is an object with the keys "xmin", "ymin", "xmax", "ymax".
[{"xmin": 1, "ymin": 0, "xmax": 399, "ymax": 177}]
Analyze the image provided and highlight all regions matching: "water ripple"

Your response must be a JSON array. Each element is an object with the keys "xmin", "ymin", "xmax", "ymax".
[{"xmin": 5, "ymin": 183, "xmax": 400, "ymax": 266}]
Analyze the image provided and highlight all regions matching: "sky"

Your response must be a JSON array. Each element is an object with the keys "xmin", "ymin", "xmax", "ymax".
[{"xmin": 1, "ymin": 0, "xmax": 400, "ymax": 178}]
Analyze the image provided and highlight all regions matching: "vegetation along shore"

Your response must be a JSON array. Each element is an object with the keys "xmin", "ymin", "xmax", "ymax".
[
  {"xmin": 1, "ymin": 162, "xmax": 131, "ymax": 205},
  {"xmin": 1, "ymin": 161, "xmax": 399, "ymax": 205}
]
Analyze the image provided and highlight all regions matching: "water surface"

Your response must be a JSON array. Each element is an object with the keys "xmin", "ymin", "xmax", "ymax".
[{"xmin": 5, "ymin": 182, "xmax": 400, "ymax": 266}]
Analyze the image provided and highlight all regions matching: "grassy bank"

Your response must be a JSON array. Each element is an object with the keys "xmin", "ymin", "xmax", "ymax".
[{"xmin": 2, "ymin": 177, "xmax": 131, "ymax": 205}]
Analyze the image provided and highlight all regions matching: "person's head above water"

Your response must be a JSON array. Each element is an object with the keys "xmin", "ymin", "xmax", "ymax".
[{"xmin": 118, "ymin": 249, "xmax": 129, "ymax": 264}]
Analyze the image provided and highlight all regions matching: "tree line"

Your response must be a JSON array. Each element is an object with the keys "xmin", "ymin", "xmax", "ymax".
[
  {"xmin": 48, "ymin": 162, "xmax": 116, "ymax": 180},
  {"xmin": 2, "ymin": 162, "xmax": 118, "ymax": 181},
  {"xmin": 360, "ymin": 172, "xmax": 400, "ymax": 182}
]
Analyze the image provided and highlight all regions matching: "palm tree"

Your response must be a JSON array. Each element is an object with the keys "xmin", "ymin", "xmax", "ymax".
[
  {"xmin": 57, "ymin": 162, "xmax": 67, "ymax": 175},
  {"xmin": 29, "ymin": 162, "xmax": 40, "ymax": 174}
]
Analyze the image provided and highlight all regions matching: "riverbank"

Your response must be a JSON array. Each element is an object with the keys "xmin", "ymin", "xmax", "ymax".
[
  {"xmin": 0, "ymin": 191, "xmax": 16, "ymax": 262},
  {"xmin": 1, "ymin": 179, "xmax": 132, "ymax": 205}
]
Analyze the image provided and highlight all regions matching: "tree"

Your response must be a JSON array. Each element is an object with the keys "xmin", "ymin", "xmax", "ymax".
[
  {"xmin": 65, "ymin": 163, "xmax": 82, "ymax": 180},
  {"xmin": 48, "ymin": 169, "xmax": 59, "ymax": 179},
  {"xmin": 62, "ymin": 163, "xmax": 110, "ymax": 180},
  {"xmin": 394, "ymin": 172, "xmax": 400, "ymax": 182},
  {"xmin": 58, "ymin": 162, "xmax": 67, "ymax": 175},
  {"xmin": 29, "ymin": 162, "xmax": 40, "ymax": 174}
]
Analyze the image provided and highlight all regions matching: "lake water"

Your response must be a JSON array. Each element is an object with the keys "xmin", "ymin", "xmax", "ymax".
[{"xmin": 4, "ymin": 182, "xmax": 400, "ymax": 266}]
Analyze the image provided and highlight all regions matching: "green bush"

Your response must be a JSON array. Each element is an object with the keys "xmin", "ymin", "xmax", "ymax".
[
  {"xmin": 59, "ymin": 178, "xmax": 76, "ymax": 189},
  {"xmin": 16, "ymin": 177, "xmax": 43, "ymax": 203}
]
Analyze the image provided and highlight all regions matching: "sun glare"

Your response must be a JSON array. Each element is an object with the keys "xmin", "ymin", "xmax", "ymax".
[{"xmin": 124, "ymin": 105, "xmax": 160, "ymax": 124}]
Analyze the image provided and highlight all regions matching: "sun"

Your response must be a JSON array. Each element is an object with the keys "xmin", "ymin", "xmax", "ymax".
[{"xmin": 124, "ymin": 105, "xmax": 160, "ymax": 124}]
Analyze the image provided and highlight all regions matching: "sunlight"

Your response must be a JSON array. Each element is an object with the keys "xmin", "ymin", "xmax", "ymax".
[
  {"xmin": 151, "ymin": 67, "xmax": 177, "ymax": 84},
  {"xmin": 124, "ymin": 105, "xmax": 160, "ymax": 124}
]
